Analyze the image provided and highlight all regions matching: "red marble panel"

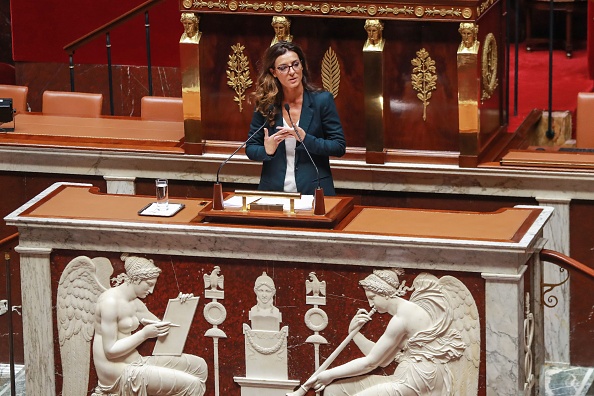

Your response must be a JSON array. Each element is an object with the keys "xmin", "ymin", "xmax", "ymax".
[
  {"xmin": 50, "ymin": 250, "xmax": 487, "ymax": 395},
  {"xmin": 15, "ymin": 62, "xmax": 181, "ymax": 117}
]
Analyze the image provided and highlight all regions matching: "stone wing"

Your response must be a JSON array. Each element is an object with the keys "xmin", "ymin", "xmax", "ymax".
[
  {"xmin": 439, "ymin": 275, "xmax": 481, "ymax": 396},
  {"xmin": 57, "ymin": 256, "xmax": 113, "ymax": 396}
]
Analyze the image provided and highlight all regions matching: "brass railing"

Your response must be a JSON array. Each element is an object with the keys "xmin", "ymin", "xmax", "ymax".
[{"xmin": 63, "ymin": 0, "xmax": 166, "ymax": 115}]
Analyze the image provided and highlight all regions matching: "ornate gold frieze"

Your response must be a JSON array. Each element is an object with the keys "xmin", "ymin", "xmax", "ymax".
[
  {"xmin": 481, "ymin": 32, "xmax": 498, "ymax": 101},
  {"xmin": 193, "ymin": 0, "xmax": 228, "ymax": 9},
  {"xmin": 377, "ymin": 6, "xmax": 414, "ymax": 16},
  {"xmin": 239, "ymin": 1, "xmax": 275, "ymax": 10},
  {"xmin": 187, "ymin": 0, "xmax": 476, "ymax": 20},
  {"xmin": 226, "ymin": 43, "xmax": 253, "ymax": 112},
  {"xmin": 321, "ymin": 47, "xmax": 340, "ymax": 98},
  {"xmin": 284, "ymin": 2, "xmax": 321, "ymax": 12},
  {"xmin": 423, "ymin": 7, "xmax": 463, "ymax": 18},
  {"xmin": 411, "ymin": 48, "xmax": 437, "ymax": 121}
]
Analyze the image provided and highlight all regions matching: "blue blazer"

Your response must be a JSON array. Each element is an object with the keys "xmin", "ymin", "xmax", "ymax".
[{"xmin": 245, "ymin": 90, "xmax": 346, "ymax": 195}]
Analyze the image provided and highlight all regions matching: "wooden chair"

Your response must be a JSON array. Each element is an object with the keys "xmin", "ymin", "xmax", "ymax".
[
  {"xmin": 525, "ymin": 0, "xmax": 587, "ymax": 58},
  {"xmin": 576, "ymin": 92, "xmax": 594, "ymax": 148},
  {"xmin": 140, "ymin": 96, "xmax": 183, "ymax": 122},
  {"xmin": 0, "ymin": 84, "xmax": 29, "ymax": 114},
  {"xmin": 42, "ymin": 90, "xmax": 103, "ymax": 118}
]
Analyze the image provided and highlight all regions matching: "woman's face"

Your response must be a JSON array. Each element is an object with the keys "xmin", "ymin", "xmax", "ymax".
[
  {"xmin": 255, "ymin": 284, "xmax": 275, "ymax": 305},
  {"xmin": 134, "ymin": 277, "xmax": 158, "ymax": 299},
  {"xmin": 365, "ymin": 290, "xmax": 389, "ymax": 313},
  {"xmin": 271, "ymin": 50, "xmax": 303, "ymax": 90}
]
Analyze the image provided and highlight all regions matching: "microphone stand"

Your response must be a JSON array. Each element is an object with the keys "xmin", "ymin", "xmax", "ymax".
[
  {"xmin": 213, "ymin": 114, "xmax": 270, "ymax": 210},
  {"xmin": 284, "ymin": 104, "xmax": 325, "ymax": 216}
]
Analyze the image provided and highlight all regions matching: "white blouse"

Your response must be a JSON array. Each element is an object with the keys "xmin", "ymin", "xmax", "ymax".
[{"xmin": 283, "ymin": 118, "xmax": 298, "ymax": 192}]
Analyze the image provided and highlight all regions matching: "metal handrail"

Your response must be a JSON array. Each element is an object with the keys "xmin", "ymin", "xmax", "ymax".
[
  {"xmin": 540, "ymin": 249, "xmax": 594, "ymax": 279},
  {"xmin": 63, "ymin": 0, "xmax": 165, "ymax": 55},
  {"xmin": 63, "ymin": 0, "xmax": 166, "ymax": 112}
]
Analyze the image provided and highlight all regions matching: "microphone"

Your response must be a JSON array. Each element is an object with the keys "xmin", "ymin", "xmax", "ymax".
[
  {"xmin": 284, "ymin": 103, "xmax": 325, "ymax": 215},
  {"xmin": 212, "ymin": 106, "xmax": 273, "ymax": 210}
]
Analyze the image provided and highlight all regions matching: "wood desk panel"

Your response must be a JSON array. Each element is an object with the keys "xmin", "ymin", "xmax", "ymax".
[
  {"xmin": 21, "ymin": 185, "xmax": 541, "ymax": 243},
  {"xmin": 0, "ymin": 113, "xmax": 184, "ymax": 150},
  {"xmin": 23, "ymin": 185, "xmax": 207, "ymax": 224},
  {"xmin": 340, "ymin": 206, "xmax": 539, "ymax": 242}
]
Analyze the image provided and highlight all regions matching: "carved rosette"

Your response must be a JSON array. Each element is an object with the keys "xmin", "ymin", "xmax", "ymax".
[
  {"xmin": 321, "ymin": 47, "xmax": 340, "ymax": 98},
  {"xmin": 411, "ymin": 48, "xmax": 437, "ymax": 121},
  {"xmin": 226, "ymin": 43, "xmax": 253, "ymax": 112},
  {"xmin": 481, "ymin": 33, "xmax": 498, "ymax": 101}
]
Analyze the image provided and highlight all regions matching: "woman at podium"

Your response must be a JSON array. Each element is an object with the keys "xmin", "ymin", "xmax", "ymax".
[{"xmin": 246, "ymin": 41, "xmax": 346, "ymax": 195}]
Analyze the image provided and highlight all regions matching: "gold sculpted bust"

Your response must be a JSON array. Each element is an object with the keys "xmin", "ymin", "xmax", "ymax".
[
  {"xmin": 180, "ymin": 12, "xmax": 201, "ymax": 44},
  {"xmin": 458, "ymin": 22, "xmax": 479, "ymax": 54},
  {"xmin": 363, "ymin": 19, "xmax": 385, "ymax": 52},
  {"xmin": 270, "ymin": 16, "xmax": 293, "ymax": 46}
]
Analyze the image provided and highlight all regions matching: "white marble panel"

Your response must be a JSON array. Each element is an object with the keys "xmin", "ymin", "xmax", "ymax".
[
  {"xmin": 104, "ymin": 175, "xmax": 136, "ymax": 195},
  {"xmin": 536, "ymin": 198, "xmax": 571, "ymax": 365},
  {"xmin": 13, "ymin": 246, "xmax": 54, "ymax": 396},
  {"xmin": 3, "ymin": 146, "xmax": 594, "ymax": 200},
  {"xmin": 482, "ymin": 266, "xmax": 527, "ymax": 396}
]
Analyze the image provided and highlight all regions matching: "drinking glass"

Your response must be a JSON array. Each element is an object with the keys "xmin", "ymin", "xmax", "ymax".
[{"xmin": 155, "ymin": 179, "xmax": 169, "ymax": 211}]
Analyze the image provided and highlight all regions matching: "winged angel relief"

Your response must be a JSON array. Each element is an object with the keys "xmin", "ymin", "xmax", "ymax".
[
  {"xmin": 309, "ymin": 268, "xmax": 480, "ymax": 396},
  {"xmin": 57, "ymin": 254, "xmax": 207, "ymax": 396}
]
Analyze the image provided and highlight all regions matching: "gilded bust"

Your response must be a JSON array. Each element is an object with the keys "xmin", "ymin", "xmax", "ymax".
[
  {"xmin": 363, "ymin": 19, "xmax": 385, "ymax": 52},
  {"xmin": 180, "ymin": 13, "xmax": 202, "ymax": 44}
]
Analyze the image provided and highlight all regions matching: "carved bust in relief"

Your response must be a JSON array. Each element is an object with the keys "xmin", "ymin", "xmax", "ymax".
[
  {"xmin": 249, "ymin": 271, "xmax": 282, "ymax": 331},
  {"xmin": 180, "ymin": 12, "xmax": 202, "ymax": 44},
  {"xmin": 270, "ymin": 16, "xmax": 293, "ymax": 46},
  {"xmin": 458, "ymin": 22, "xmax": 479, "ymax": 54},
  {"xmin": 363, "ymin": 19, "xmax": 385, "ymax": 52}
]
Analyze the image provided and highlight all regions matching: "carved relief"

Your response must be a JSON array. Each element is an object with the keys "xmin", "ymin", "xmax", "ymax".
[
  {"xmin": 411, "ymin": 48, "xmax": 437, "ymax": 121},
  {"xmin": 226, "ymin": 43, "xmax": 253, "ymax": 112},
  {"xmin": 57, "ymin": 255, "xmax": 207, "ymax": 396},
  {"xmin": 203, "ymin": 266, "xmax": 227, "ymax": 396},
  {"xmin": 304, "ymin": 272, "xmax": 329, "ymax": 370},
  {"xmin": 523, "ymin": 293, "xmax": 536, "ymax": 395},
  {"xmin": 321, "ymin": 47, "xmax": 341, "ymax": 98},
  {"xmin": 234, "ymin": 271, "xmax": 299, "ymax": 394},
  {"xmin": 307, "ymin": 268, "xmax": 480, "ymax": 396},
  {"xmin": 481, "ymin": 33, "xmax": 498, "ymax": 101}
]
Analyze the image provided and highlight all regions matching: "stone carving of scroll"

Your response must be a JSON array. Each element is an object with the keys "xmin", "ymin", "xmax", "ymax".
[
  {"xmin": 203, "ymin": 266, "xmax": 227, "ymax": 396},
  {"xmin": 309, "ymin": 268, "xmax": 480, "ymax": 396},
  {"xmin": 57, "ymin": 254, "xmax": 207, "ymax": 396}
]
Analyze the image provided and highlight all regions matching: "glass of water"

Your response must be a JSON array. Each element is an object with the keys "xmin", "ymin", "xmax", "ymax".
[{"xmin": 155, "ymin": 179, "xmax": 169, "ymax": 211}]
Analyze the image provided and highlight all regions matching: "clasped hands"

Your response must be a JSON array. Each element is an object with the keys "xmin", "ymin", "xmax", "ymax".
[{"xmin": 264, "ymin": 125, "xmax": 306, "ymax": 155}]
